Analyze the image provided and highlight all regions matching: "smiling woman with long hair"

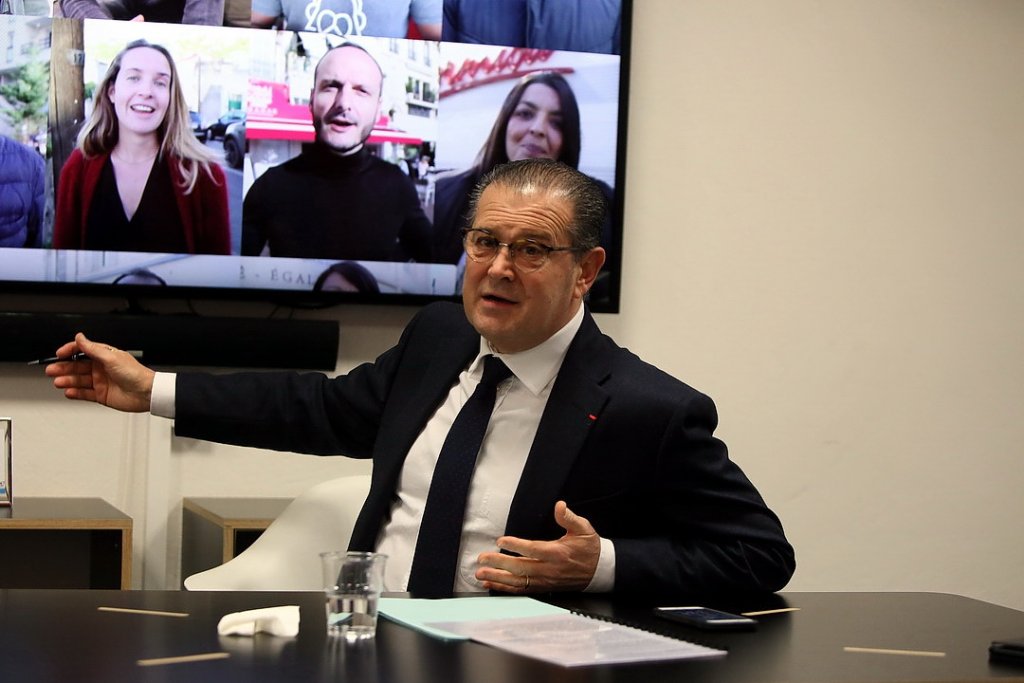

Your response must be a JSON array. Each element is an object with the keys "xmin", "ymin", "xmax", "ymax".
[
  {"xmin": 54, "ymin": 39, "xmax": 230, "ymax": 254},
  {"xmin": 432, "ymin": 71, "xmax": 613, "ymax": 267}
]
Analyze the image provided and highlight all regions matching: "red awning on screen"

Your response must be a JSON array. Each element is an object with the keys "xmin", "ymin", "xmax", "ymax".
[
  {"xmin": 367, "ymin": 129, "xmax": 423, "ymax": 145},
  {"xmin": 246, "ymin": 81, "xmax": 422, "ymax": 145},
  {"xmin": 246, "ymin": 118, "xmax": 313, "ymax": 142}
]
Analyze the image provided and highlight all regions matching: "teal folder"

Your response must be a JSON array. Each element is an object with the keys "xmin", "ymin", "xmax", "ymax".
[{"xmin": 378, "ymin": 596, "xmax": 570, "ymax": 641}]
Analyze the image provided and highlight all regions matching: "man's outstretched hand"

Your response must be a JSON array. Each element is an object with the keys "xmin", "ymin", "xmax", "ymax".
[{"xmin": 44, "ymin": 333, "xmax": 155, "ymax": 413}]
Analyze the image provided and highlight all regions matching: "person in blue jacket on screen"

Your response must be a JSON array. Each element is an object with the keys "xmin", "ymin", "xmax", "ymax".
[
  {"xmin": 44, "ymin": 158, "xmax": 795, "ymax": 601},
  {"xmin": 0, "ymin": 134, "xmax": 45, "ymax": 248}
]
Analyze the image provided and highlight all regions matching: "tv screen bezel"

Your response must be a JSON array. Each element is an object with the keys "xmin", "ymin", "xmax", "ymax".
[{"xmin": 0, "ymin": 1, "xmax": 631, "ymax": 315}]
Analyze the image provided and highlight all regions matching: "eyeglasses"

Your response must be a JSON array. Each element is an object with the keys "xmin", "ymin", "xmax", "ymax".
[{"xmin": 462, "ymin": 228, "xmax": 578, "ymax": 273}]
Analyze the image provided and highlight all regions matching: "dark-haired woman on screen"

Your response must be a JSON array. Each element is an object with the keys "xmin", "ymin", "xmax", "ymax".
[
  {"xmin": 54, "ymin": 39, "xmax": 230, "ymax": 254},
  {"xmin": 432, "ymin": 71, "xmax": 614, "ymax": 268},
  {"xmin": 313, "ymin": 261, "xmax": 380, "ymax": 294}
]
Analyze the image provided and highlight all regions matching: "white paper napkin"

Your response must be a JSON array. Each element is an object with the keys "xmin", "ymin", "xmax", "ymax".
[{"xmin": 217, "ymin": 605, "xmax": 300, "ymax": 637}]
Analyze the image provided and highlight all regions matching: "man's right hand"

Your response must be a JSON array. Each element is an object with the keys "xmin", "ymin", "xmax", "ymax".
[{"xmin": 44, "ymin": 333, "xmax": 156, "ymax": 413}]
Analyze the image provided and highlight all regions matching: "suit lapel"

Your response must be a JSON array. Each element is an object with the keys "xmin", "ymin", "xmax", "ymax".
[
  {"xmin": 376, "ymin": 324, "xmax": 478, "ymax": 485},
  {"xmin": 505, "ymin": 311, "xmax": 613, "ymax": 539},
  {"xmin": 353, "ymin": 308, "xmax": 478, "ymax": 549}
]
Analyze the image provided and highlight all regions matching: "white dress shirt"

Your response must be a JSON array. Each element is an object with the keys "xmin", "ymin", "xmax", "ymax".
[{"xmin": 150, "ymin": 305, "xmax": 615, "ymax": 593}]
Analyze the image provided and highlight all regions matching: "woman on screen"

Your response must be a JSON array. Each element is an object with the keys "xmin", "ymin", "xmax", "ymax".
[
  {"xmin": 53, "ymin": 39, "xmax": 230, "ymax": 254},
  {"xmin": 432, "ymin": 71, "xmax": 614, "ymax": 266},
  {"xmin": 312, "ymin": 261, "xmax": 381, "ymax": 294}
]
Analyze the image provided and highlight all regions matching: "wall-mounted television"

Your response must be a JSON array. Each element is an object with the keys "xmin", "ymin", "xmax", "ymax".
[{"xmin": 0, "ymin": 1, "xmax": 630, "ymax": 364}]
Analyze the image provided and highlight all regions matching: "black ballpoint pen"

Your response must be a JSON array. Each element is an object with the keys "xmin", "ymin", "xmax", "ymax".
[
  {"xmin": 28, "ymin": 349, "xmax": 142, "ymax": 365},
  {"xmin": 27, "ymin": 352, "xmax": 91, "ymax": 366}
]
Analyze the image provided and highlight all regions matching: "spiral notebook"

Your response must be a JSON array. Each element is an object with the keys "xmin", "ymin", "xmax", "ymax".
[{"xmin": 379, "ymin": 597, "xmax": 725, "ymax": 667}]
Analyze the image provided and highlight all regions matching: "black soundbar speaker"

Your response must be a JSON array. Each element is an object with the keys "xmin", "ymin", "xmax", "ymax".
[{"xmin": 1, "ymin": 312, "xmax": 339, "ymax": 369}]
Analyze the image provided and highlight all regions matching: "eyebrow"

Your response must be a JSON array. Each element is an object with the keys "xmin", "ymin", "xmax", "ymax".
[
  {"xmin": 317, "ymin": 77, "xmax": 376, "ymax": 93},
  {"xmin": 123, "ymin": 67, "xmax": 171, "ymax": 79},
  {"xmin": 472, "ymin": 227, "xmax": 553, "ymax": 242},
  {"xmin": 516, "ymin": 99, "xmax": 561, "ymax": 115}
]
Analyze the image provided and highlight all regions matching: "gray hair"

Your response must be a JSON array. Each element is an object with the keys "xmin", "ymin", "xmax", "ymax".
[{"xmin": 467, "ymin": 159, "xmax": 607, "ymax": 252}]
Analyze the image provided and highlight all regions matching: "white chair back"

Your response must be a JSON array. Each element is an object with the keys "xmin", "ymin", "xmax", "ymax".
[{"xmin": 184, "ymin": 474, "xmax": 372, "ymax": 591}]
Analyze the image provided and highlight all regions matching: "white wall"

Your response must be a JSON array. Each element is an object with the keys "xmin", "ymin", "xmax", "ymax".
[{"xmin": 3, "ymin": 0, "xmax": 1022, "ymax": 608}]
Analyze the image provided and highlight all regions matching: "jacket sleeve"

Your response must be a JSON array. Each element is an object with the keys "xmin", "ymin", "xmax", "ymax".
[
  {"xmin": 172, "ymin": 306, "xmax": 437, "ymax": 455},
  {"xmin": 27, "ymin": 151, "xmax": 45, "ymax": 248},
  {"xmin": 397, "ymin": 174, "xmax": 434, "ymax": 262},
  {"xmin": 607, "ymin": 390, "xmax": 796, "ymax": 599},
  {"xmin": 53, "ymin": 151, "xmax": 84, "ymax": 249},
  {"xmin": 241, "ymin": 173, "xmax": 269, "ymax": 256},
  {"xmin": 59, "ymin": 0, "xmax": 112, "ymax": 19},
  {"xmin": 197, "ymin": 163, "xmax": 231, "ymax": 255}
]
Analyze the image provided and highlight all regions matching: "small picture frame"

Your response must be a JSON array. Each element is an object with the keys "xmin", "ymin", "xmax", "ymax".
[{"xmin": 1, "ymin": 417, "xmax": 11, "ymax": 506}]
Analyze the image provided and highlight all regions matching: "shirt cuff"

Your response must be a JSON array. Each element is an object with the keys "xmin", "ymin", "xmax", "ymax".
[
  {"xmin": 150, "ymin": 372, "xmax": 177, "ymax": 418},
  {"xmin": 584, "ymin": 537, "xmax": 616, "ymax": 593}
]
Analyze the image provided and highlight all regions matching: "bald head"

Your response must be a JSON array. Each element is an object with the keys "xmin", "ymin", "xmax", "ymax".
[{"xmin": 309, "ymin": 44, "xmax": 383, "ymax": 156}]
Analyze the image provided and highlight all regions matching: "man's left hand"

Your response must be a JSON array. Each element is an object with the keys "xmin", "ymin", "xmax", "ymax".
[{"xmin": 475, "ymin": 501, "xmax": 600, "ymax": 593}]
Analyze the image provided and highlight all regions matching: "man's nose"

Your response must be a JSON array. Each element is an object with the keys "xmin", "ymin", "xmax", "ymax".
[
  {"xmin": 487, "ymin": 244, "xmax": 517, "ymax": 277},
  {"xmin": 333, "ymin": 85, "xmax": 353, "ymax": 110}
]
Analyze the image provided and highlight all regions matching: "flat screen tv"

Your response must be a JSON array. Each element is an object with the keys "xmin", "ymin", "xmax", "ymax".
[{"xmin": 0, "ymin": 1, "xmax": 630, "ymax": 319}]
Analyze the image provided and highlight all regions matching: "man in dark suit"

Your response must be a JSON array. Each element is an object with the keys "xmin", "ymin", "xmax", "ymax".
[{"xmin": 46, "ymin": 159, "xmax": 795, "ymax": 599}]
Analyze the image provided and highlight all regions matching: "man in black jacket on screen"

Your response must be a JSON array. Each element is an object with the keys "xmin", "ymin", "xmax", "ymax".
[{"xmin": 241, "ymin": 42, "xmax": 432, "ymax": 263}]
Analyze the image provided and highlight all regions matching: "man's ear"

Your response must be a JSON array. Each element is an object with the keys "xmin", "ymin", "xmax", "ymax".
[{"xmin": 576, "ymin": 247, "xmax": 606, "ymax": 299}]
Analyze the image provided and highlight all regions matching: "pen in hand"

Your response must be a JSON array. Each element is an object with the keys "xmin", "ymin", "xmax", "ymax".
[
  {"xmin": 27, "ymin": 352, "xmax": 91, "ymax": 366},
  {"xmin": 27, "ymin": 350, "xmax": 142, "ymax": 366}
]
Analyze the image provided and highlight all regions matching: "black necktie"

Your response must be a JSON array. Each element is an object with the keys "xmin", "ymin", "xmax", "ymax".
[{"xmin": 407, "ymin": 355, "xmax": 513, "ymax": 597}]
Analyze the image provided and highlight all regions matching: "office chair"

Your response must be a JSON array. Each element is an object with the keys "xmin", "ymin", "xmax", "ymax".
[{"xmin": 183, "ymin": 474, "xmax": 372, "ymax": 591}]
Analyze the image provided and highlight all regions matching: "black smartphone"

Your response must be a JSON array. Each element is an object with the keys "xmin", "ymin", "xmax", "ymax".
[{"xmin": 654, "ymin": 606, "xmax": 757, "ymax": 631}]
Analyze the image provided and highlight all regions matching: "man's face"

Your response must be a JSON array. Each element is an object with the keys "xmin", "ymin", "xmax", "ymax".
[
  {"xmin": 462, "ymin": 183, "xmax": 605, "ymax": 354},
  {"xmin": 309, "ymin": 47, "xmax": 382, "ymax": 156}
]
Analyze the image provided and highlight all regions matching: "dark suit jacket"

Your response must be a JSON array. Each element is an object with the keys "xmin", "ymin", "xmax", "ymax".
[{"xmin": 175, "ymin": 302, "xmax": 795, "ymax": 599}]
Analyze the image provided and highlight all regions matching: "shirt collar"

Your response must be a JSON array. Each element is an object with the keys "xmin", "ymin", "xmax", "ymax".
[{"xmin": 471, "ymin": 305, "xmax": 585, "ymax": 397}]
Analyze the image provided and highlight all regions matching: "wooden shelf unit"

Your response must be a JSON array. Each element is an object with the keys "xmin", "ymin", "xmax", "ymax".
[{"xmin": 0, "ymin": 497, "xmax": 132, "ymax": 589}]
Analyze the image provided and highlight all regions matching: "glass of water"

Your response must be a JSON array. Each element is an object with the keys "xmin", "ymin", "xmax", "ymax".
[{"xmin": 320, "ymin": 551, "xmax": 387, "ymax": 641}]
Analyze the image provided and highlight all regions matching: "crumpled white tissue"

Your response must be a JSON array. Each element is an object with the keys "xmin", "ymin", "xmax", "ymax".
[{"xmin": 217, "ymin": 605, "xmax": 300, "ymax": 637}]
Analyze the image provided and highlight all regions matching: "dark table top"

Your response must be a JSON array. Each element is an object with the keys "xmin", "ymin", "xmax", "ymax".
[{"xmin": 1, "ymin": 589, "xmax": 1022, "ymax": 682}]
